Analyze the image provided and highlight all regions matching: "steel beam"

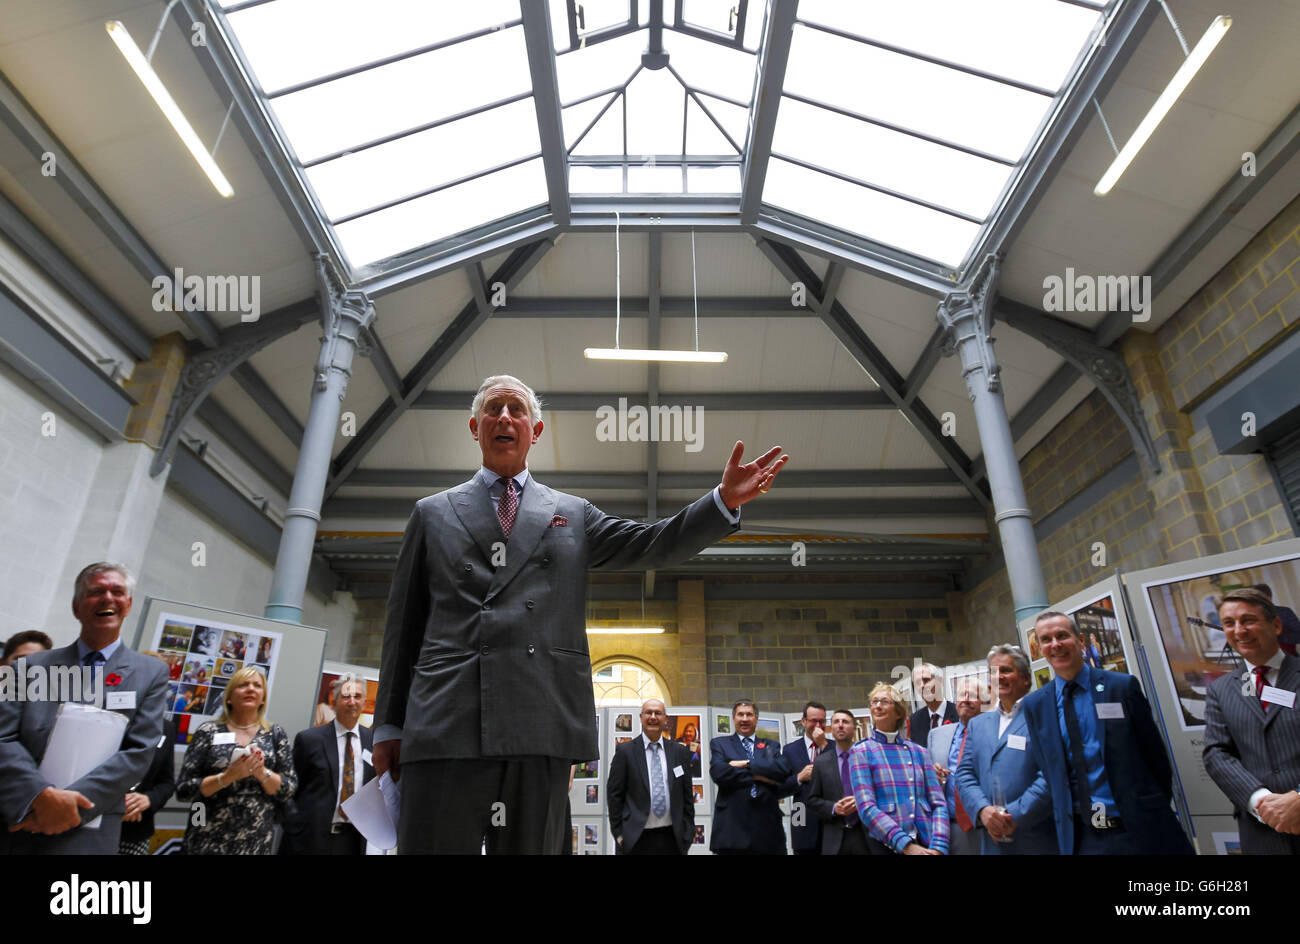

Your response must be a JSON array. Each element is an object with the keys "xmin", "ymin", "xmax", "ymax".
[
  {"xmin": 345, "ymin": 468, "xmax": 962, "ymax": 489},
  {"xmin": 193, "ymin": 397, "xmax": 293, "ymax": 497},
  {"xmin": 1094, "ymin": 99, "xmax": 1300, "ymax": 348},
  {"xmin": 323, "ymin": 495, "xmax": 983, "ymax": 520},
  {"xmin": 411, "ymin": 390, "xmax": 894, "ymax": 411},
  {"xmin": 0, "ymin": 190, "xmax": 151, "ymax": 359},
  {"xmin": 755, "ymin": 238, "xmax": 990, "ymax": 507},
  {"xmin": 361, "ymin": 327, "xmax": 405, "ymax": 404},
  {"xmin": 0, "ymin": 68, "xmax": 220, "ymax": 347},
  {"xmin": 995, "ymin": 297, "xmax": 1157, "ymax": 472},
  {"xmin": 325, "ymin": 240, "xmax": 552, "ymax": 495},
  {"xmin": 961, "ymin": 0, "xmax": 1155, "ymax": 280},
  {"xmin": 740, "ymin": 0, "xmax": 798, "ymax": 223},
  {"xmin": 0, "ymin": 281, "xmax": 135, "ymax": 442},
  {"xmin": 903, "ymin": 327, "xmax": 946, "ymax": 405},
  {"xmin": 493, "ymin": 296, "xmax": 806, "ymax": 318}
]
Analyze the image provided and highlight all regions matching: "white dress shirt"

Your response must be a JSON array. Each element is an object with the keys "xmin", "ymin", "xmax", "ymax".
[
  {"xmin": 1245, "ymin": 649, "xmax": 1289, "ymax": 821},
  {"xmin": 928, "ymin": 701, "xmax": 951, "ymax": 729},
  {"xmin": 333, "ymin": 719, "xmax": 364, "ymax": 824},
  {"xmin": 642, "ymin": 733, "xmax": 673, "ymax": 828},
  {"xmin": 996, "ymin": 699, "xmax": 1022, "ymax": 738}
]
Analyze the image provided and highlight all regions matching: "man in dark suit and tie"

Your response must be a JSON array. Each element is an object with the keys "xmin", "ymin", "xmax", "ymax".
[
  {"xmin": 284, "ymin": 673, "xmax": 375, "ymax": 855},
  {"xmin": 709, "ymin": 699, "xmax": 793, "ymax": 854},
  {"xmin": 781, "ymin": 700, "xmax": 828, "ymax": 855},
  {"xmin": 1022, "ymin": 611, "xmax": 1193, "ymax": 855},
  {"xmin": 0, "ymin": 563, "xmax": 168, "ymax": 854},
  {"xmin": 1204, "ymin": 587, "xmax": 1300, "ymax": 853},
  {"xmin": 908, "ymin": 663, "xmax": 957, "ymax": 749},
  {"xmin": 807, "ymin": 709, "xmax": 869, "ymax": 854},
  {"xmin": 375, "ymin": 375, "xmax": 787, "ymax": 854},
  {"xmin": 607, "ymin": 698, "xmax": 695, "ymax": 854}
]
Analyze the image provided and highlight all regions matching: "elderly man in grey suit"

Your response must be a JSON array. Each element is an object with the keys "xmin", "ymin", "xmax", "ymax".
[
  {"xmin": 0, "ymin": 562, "xmax": 169, "ymax": 854},
  {"xmin": 1205, "ymin": 587, "xmax": 1300, "ymax": 854},
  {"xmin": 928, "ymin": 677, "xmax": 983, "ymax": 855},
  {"xmin": 374, "ymin": 375, "xmax": 788, "ymax": 854}
]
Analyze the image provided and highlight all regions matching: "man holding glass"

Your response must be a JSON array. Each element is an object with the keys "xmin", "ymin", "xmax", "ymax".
[{"xmin": 954, "ymin": 644, "xmax": 1055, "ymax": 854}]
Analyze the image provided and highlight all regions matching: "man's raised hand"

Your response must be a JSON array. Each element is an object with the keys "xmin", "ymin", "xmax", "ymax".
[{"xmin": 719, "ymin": 442, "xmax": 789, "ymax": 509}]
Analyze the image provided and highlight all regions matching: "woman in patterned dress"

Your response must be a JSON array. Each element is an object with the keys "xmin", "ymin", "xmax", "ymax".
[{"xmin": 176, "ymin": 665, "xmax": 296, "ymax": 854}]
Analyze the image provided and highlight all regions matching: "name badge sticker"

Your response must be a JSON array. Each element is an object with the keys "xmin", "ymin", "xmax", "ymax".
[
  {"xmin": 213, "ymin": 732, "xmax": 236, "ymax": 745},
  {"xmin": 672, "ymin": 765, "xmax": 685, "ymax": 778},
  {"xmin": 1095, "ymin": 702, "xmax": 1124, "ymax": 720},
  {"xmin": 106, "ymin": 691, "xmax": 136, "ymax": 710},
  {"xmin": 1007, "ymin": 734, "xmax": 1027, "ymax": 751},
  {"xmin": 1261, "ymin": 685, "xmax": 1297, "ymax": 709}
]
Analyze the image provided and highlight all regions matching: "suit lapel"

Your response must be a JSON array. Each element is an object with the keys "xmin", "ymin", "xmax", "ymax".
[
  {"xmin": 323, "ymin": 723, "xmax": 341, "ymax": 791},
  {"xmin": 1087, "ymin": 667, "xmax": 1107, "ymax": 757},
  {"xmin": 1262, "ymin": 655, "xmax": 1299, "ymax": 730},
  {"xmin": 486, "ymin": 479, "xmax": 557, "ymax": 602},
  {"xmin": 634, "ymin": 736, "xmax": 651, "ymax": 797},
  {"xmin": 1236, "ymin": 665, "xmax": 1268, "ymax": 724},
  {"xmin": 450, "ymin": 476, "xmax": 500, "ymax": 566}
]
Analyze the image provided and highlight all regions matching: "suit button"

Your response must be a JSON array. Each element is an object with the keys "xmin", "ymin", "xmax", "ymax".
[
  {"xmin": 480, "ymin": 645, "xmax": 489, "ymax": 655},
  {"xmin": 541, "ymin": 556, "xmax": 551, "ymax": 567},
  {"xmin": 526, "ymin": 600, "xmax": 535, "ymax": 610},
  {"xmin": 482, "ymin": 603, "xmax": 490, "ymax": 611},
  {"xmin": 527, "ymin": 645, "xmax": 535, "ymax": 654},
  {"xmin": 464, "ymin": 564, "xmax": 472, "ymax": 573}
]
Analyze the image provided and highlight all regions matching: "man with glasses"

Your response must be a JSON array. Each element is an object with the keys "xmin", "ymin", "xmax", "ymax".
[
  {"xmin": 954, "ymin": 645, "xmax": 1054, "ymax": 854},
  {"xmin": 1204, "ymin": 587, "xmax": 1300, "ymax": 854}
]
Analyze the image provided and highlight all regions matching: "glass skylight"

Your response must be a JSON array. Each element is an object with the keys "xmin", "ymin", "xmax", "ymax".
[{"xmin": 206, "ymin": 0, "xmax": 1110, "ymax": 281}]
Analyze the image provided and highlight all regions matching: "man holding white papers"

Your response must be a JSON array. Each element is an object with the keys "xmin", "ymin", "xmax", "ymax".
[
  {"xmin": 283, "ymin": 673, "xmax": 375, "ymax": 854},
  {"xmin": 0, "ymin": 562, "xmax": 168, "ymax": 854}
]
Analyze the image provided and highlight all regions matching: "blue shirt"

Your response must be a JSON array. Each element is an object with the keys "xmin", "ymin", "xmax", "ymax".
[
  {"xmin": 76, "ymin": 636, "xmax": 122, "ymax": 665},
  {"xmin": 945, "ymin": 719, "xmax": 967, "ymax": 815},
  {"xmin": 1053, "ymin": 666, "xmax": 1116, "ymax": 817}
]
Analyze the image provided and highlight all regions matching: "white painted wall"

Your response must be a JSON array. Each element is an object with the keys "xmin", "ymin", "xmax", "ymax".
[
  {"xmin": 137, "ymin": 490, "xmax": 356, "ymax": 658},
  {"xmin": 0, "ymin": 364, "xmax": 106, "ymax": 638}
]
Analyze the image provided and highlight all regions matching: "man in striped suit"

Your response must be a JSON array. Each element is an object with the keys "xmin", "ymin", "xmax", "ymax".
[{"xmin": 1204, "ymin": 586, "xmax": 1300, "ymax": 854}]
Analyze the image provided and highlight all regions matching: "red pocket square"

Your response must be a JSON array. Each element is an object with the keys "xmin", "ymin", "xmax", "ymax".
[{"xmin": 549, "ymin": 515, "xmax": 568, "ymax": 527}]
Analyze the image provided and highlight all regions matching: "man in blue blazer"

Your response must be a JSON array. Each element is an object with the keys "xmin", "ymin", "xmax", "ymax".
[
  {"xmin": 710, "ymin": 700, "xmax": 793, "ymax": 854},
  {"xmin": 955, "ymin": 644, "xmax": 1055, "ymax": 854},
  {"xmin": 781, "ymin": 701, "xmax": 828, "ymax": 855},
  {"xmin": 1022, "ymin": 612, "xmax": 1193, "ymax": 855}
]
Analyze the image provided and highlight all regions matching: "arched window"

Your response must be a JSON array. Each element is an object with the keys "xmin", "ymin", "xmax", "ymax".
[{"xmin": 591, "ymin": 657, "xmax": 668, "ymax": 707}]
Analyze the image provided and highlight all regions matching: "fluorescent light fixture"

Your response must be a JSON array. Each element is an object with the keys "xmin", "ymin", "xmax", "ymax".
[
  {"xmin": 584, "ymin": 348, "xmax": 728, "ymax": 363},
  {"xmin": 1095, "ymin": 15, "xmax": 1231, "ymax": 196},
  {"xmin": 585, "ymin": 626, "xmax": 665, "ymax": 635},
  {"xmin": 106, "ymin": 20, "xmax": 234, "ymax": 197}
]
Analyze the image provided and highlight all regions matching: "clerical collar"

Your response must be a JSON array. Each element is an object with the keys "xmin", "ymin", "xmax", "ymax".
[{"xmin": 872, "ymin": 728, "xmax": 901, "ymax": 744}]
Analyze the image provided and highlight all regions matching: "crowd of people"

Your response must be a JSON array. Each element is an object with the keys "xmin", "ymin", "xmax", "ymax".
[{"xmin": 0, "ymin": 562, "xmax": 374, "ymax": 856}]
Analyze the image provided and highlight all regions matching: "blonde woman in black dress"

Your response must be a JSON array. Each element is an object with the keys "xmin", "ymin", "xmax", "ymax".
[{"xmin": 176, "ymin": 666, "xmax": 296, "ymax": 854}]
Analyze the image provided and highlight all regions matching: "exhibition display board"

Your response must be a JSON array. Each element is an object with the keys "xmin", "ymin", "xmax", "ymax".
[
  {"xmin": 1123, "ymin": 537, "xmax": 1300, "ymax": 854},
  {"xmin": 132, "ymin": 597, "xmax": 328, "ymax": 751}
]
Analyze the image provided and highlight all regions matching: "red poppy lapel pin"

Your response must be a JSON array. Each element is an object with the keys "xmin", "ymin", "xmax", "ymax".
[
  {"xmin": 756, "ymin": 741, "xmax": 767, "ymax": 750},
  {"xmin": 105, "ymin": 673, "xmax": 123, "ymax": 686}
]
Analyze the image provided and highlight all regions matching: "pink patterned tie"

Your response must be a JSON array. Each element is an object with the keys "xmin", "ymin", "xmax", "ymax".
[{"xmin": 497, "ymin": 477, "xmax": 518, "ymax": 538}]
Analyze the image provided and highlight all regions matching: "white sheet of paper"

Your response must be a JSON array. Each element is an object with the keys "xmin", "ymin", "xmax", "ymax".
[
  {"xmin": 213, "ymin": 732, "xmax": 236, "ymax": 745},
  {"xmin": 1095, "ymin": 702, "xmax": 1124, "ymax": 720},
  {"xmin": 1007, "ymin": 734, "xmax": 1026, "ymax": 751},
  {"xmin": 380, "ymin": 771, "xmax": 402, "ymax": 839},
  {"xmin": 1262, "ymin": 685, "xmax": 1296, "ymax": 708},
  {"xmin": 361, "ymin": 748, "xmax": 373, "ymax": 766},
  {"xmin": 38, "ymin": 703, "xmax": 128, "ymax": 793},
  {"xmin": 672, "ymin": 765, "xmax": 684, "ymax": 778},
  {"xmin": 106, "ymin": 691, "xmax": 135, "ymax": 710},
  {"xmin": 340, "ymin": 775, "xmax": 397, "ymax": 850}
]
